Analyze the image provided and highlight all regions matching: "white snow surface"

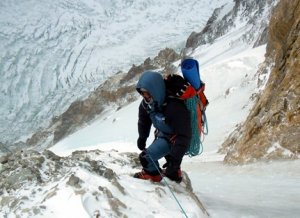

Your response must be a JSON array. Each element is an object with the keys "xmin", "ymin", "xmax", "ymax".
[
  {"xmin": 2, "ymin": 1, "xmax": 299, "ymax": 217},
  {"xmin": 0, "ymin": 0, "xmax": 232, "ymax": 143},
  {"xmin": 49, "ymin": 42, "xmax": 300, "ymax": 218}
]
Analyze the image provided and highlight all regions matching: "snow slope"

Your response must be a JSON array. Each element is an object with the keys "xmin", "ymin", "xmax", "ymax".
[
  {"xmin": 51, "ymin": 39, "xmax": 267, "ymax": 156},
  {"xmin": 50, "ymin": 40, "xmax": 300, "ymax": 217},
  {"xmin": 0, "ymin": 0, "xmax": 231, "ymax": 144},
  {"xmin": 1, "ymin": 25, "xmax": 299, "ymax": 218},
  {"xmin": 0, "ymin": 149, "xmax": 209, "ymax": 218},
  {"xmin": 2, "ymin": 1, "xmax": 299, "ymax": 217}
]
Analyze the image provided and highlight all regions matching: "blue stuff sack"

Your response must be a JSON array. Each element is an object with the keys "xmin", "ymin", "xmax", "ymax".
[{"xmin": 181, "ymin": 58, "xmax": 201, "ymax": 90}]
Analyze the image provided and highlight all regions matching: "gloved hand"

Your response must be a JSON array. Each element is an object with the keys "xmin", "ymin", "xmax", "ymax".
[{"xmin": 137, "ymin": 137, "xmax": 146, "ymax": 150}]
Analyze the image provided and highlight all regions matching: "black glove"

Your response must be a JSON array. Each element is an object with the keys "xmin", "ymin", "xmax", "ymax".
[{"xmin": 137, "ymin": 137, "xmax": 146, "ymax": 150}]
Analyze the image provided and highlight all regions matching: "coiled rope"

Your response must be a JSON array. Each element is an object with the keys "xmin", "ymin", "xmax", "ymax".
[{"xmin": 185, "ymin": 96, "xmax": 208, "ymax": 156}]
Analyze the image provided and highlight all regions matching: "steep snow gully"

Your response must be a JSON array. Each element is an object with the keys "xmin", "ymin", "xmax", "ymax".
[{"xmin": 1, "ymin": 0, "xmax": 299, "ymax": 217}]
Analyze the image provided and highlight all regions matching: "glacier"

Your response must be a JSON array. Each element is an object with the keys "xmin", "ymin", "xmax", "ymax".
[{"xmin": 0, "ymin": 0, "xmax": 230, "ymax": 144}]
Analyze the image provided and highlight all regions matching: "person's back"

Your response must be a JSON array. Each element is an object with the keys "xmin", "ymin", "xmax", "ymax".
[{"xmin": 163, "ymin": 97, "xmax": 191, "ymax": 149}]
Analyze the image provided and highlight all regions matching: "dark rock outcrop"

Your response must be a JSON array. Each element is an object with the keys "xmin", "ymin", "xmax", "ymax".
[{"xmin": 119, "ymin": 47, "xmax": 180, "ymax": 84}]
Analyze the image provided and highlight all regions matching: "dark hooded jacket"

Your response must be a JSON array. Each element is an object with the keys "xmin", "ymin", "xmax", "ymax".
[{"xmin": 136, "ymin": 71, "xmax": 191, "ymax": 161}]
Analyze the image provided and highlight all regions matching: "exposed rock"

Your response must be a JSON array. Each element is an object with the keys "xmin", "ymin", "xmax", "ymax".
[
  {"xmin": 183, "ymin": 0, "xmax": 277, "ymax": 54},
  {"xmin": 119, "ymin": 58, "xmax": 157, "ymax": 84},
  {"xmin": 43, "ymin": 149, "xmax": 61, "ymax": 161},
  {"xmin": 18, "ymin": 45, "xmax": 180, "ymax": 149},
  {"xmin": 253, "ymin": 26, "xmax": 268, "ymax": 47},
  {"xmin": 0, "ymin": 149, "xmax": 207, "ymax": 217},
  {"xmin": 26, "ymin": 130, "xmax": 51, "ymax": 147},
  {"xmin": 0, "ymin": 149, "xmax": 130, "ymax": 212},
  {"xmin": 119, "ymin": 47, "xmax": 180, "ymax": 84},
  {"xmin": 98, "ymin": 186, "xmax": 127, "ymax": 217},
  {"xmin": 67, "ymin": 174, "xmax": 82, "ymax": 188},
  {"xmin": 185, "ymin": 5, "xmax": 229, "ymax": 48},
  {"xmin": 153, "ymin": 47, "xmax": 181, "ymax": 68},
  {"xmin": 0, "ymin": 196, "xmax": 16, "ymax": 208},
  {"xmin": 222, "ymin": 0, "xmax": 300, "ymax": 164},
  {"xmin": 42, "ymin": 186, "xmax": 58, "ymax": 203},
  {"xmin": 0, "ymin": 155, "xmax": 8, "ymax": 164}
]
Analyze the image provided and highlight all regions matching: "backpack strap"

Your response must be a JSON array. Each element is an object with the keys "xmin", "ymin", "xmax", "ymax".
[{"xmin": 196, "ymin": 83, "xmax": 209, "ymax": 110}]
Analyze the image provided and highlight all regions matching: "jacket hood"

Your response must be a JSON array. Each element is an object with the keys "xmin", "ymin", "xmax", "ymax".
[{"xmin": 136, "ymin": 71, "xmax": 166, "ymax": 106}]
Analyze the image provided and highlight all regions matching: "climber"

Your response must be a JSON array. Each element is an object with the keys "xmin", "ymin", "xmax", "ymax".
[{"xmin": 133, "ymin": 71, "xmax": 191, "ymax": 183}]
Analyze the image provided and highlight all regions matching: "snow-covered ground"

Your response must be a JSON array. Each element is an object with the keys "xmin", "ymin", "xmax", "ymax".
[
  {"xmin": 1, "ymin": 30, "xmax": 299, "ymax": 218},
  {"xmin": 49, "ymin": 39, "xmax": 300, "ymax": 217},
  {"xmin": 51, "ymin": 41, "xmax": 267, "ymax": 156},
  {"xmin": 0, "ymin": 0, "xmax": 231, "ymax": 144},
  {"xmin": 2, "ymin": 1, "xmax": 299, "ymax": 217},
  {"xmin": 185, "ymin": 159, "xmax": 300, "ymax": 218}
]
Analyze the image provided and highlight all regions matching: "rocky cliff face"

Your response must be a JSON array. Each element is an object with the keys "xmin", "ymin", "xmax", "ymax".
[
  {"xmin": 221, "ymin": 0, "xmax": 300, "ymax": 164},
  {"xmin": 184, "ymin": 0, "xmax": 277, "ymax": 53}
]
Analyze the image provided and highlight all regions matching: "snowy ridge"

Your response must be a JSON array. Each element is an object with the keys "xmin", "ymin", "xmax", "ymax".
[
  {"xmin": 0, "ymin": 0, "xmax": 230, "ymax": 144},
  {"xmin": 0, "ymin": 149, "xmax": 208, "ymax": 218},
  {"xmin": 184, "ymin": 0, "xmax": 277, "ymax": 55}
]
